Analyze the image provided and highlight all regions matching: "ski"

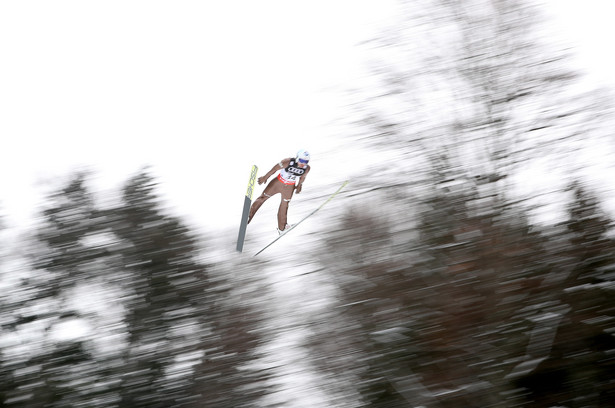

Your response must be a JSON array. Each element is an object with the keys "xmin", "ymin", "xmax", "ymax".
[
  {"xmin": 236, "ymin": 165, "xmax": 258, "ymax": 252},
  {"xmin": 253, "ymin": 180, "xmax": 349, "ymax": 256}
]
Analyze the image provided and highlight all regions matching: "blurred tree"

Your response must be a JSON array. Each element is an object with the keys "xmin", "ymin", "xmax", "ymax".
[
  {"xmin": 310, "ymin": 183, "xmax": 615, "ymax": 406},
  {"xmin": 111, "ymin": 170, "xmax": 202, "ymax": 407},
  {"xmin": 32, "ymin": 173, "xmax": 101, "ymax": 295},
  {"xmin": 348, "ymin": 0, "xmax": 612, "ymax": 196},
  {"xmin": 113, "ymin": 169, "xmax": 268, "ymax": 408},
  {"xmin": 514, "ymin": 182, "xmax": 615, "ymax": 406},
  {"xmin": 315, "ymin": 178, "xmax": 553, "ymax": 406},
  {"xmin": 0, "ymin": 171, "xmax": 270, "ymax": 407},
  {"xmin": 311, "ymin": 0, "xmax": 615, "ymax": 403},
  {"xmin": 188, "ymin": 294, "xmax": 269, "ymax": 408},
  {"xmin": 0, "ymin": 216, "xmax": 13, "ymax": 408},
  {"xmin": 0, "ymin": 173, "xmax": 117, "ymax": 407}
]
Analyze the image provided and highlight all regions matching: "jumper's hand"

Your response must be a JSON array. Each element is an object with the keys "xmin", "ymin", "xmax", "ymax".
[
  {"xmin": 295, "ymin": 184, "xmax": 302, "ymax": 194},
  {"xmin": 258, "ymin": 176, "xmax": 268, "ymax": 185}
]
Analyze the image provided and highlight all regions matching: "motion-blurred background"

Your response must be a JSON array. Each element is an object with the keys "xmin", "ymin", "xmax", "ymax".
[{"xmin": 1, "ymin": 0, "xmax": 615, "ymax": 407}]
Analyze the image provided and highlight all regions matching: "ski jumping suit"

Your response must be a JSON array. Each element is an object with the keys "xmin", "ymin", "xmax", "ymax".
[{"xmin": 248, "ymin": 158, "xmax": 309, "ymax": 230}]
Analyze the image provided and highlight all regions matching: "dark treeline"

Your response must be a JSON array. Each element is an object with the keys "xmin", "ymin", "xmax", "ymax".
[
  {"xmin": 0, "ymin": 171, "xmax": 269, "ymax": 408},
  {"xmin": 1, "ymin": 168, "xmax": 614, "ymax": 407},
  {"xmin": 304, "ymin": 0, "xmax": 615, "ymax": 404},
  {"xmin": 310, "ymin": 176, "xmax": 615, "ymax": 407}
]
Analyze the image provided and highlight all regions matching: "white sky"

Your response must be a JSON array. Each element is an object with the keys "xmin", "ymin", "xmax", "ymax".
[
  {"xmin": 1, "ymin": 0, "xmax": 614, "ymax": 233},
  {"xmin": 0, "ymin": 0, "xmax": 396, "ymax": 232},
  {"xmin": 545, "ymin": 0, "xmax": 615, "ymax": 87}
]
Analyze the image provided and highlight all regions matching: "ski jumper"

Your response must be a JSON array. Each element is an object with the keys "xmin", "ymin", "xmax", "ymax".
[{"xmin": 248, "ymin": 157, "xmax": 310, "ymax": 231}]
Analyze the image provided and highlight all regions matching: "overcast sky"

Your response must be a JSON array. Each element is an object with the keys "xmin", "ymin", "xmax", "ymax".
[
  {"xmin": 0, "ymin": 0, "xmax": 397, "ymax": 232},
  {"xmin": 545, "ymin": 0, "xmax": 615, "ymax": 87},
  {"xmin": 1, "ymin": 0, "xmax": 613, "ymax": 233}
]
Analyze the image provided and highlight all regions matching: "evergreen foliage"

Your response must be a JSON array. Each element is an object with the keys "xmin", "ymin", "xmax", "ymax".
[{"xmin": 0, "ymin": 170, "xmax": 268, "ymax": 407}]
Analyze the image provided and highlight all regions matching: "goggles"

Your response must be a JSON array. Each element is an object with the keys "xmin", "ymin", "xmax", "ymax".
[{"xmin": 298, "ymin": 158, "xmax": 309, "ymax": 164}]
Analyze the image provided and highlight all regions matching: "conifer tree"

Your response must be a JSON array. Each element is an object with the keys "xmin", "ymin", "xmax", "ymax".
[
  {"xmin": 113, "ymin": 170, "xmax": 269, "ymax": 407},
  {"xmin": 0, "ymin": 171, "xmax": 270, "ymax": 407},
  {"xmin": 111, "ymin": 170, "xmax": 213, "ymax": 407},
  {"xmin": 515, "ymin": 182, "xmax": 615, "ymax": 406},
  {"xmin": 0, "ymin": 174, "xmax": 112, "ymax": 407}
]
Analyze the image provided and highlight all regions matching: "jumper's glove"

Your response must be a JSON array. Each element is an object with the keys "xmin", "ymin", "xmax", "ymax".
[
  {"xmin": 295, "ymin": 184, "xmax": 302, "ymax": 194},
  {"xmin": 258, "ymin": 176, "xmax": 268, "ymax": 185}
]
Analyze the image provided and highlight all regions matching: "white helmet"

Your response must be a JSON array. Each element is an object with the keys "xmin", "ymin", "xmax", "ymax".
[{"xmin": 296, "ymin": 149, "xmax": 310, "ymax": 164}]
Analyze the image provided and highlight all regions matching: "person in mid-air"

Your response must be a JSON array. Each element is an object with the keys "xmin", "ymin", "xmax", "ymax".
[{"xmin": 248, "ymin": 149, "xmax": 311, "ymax": 234}]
